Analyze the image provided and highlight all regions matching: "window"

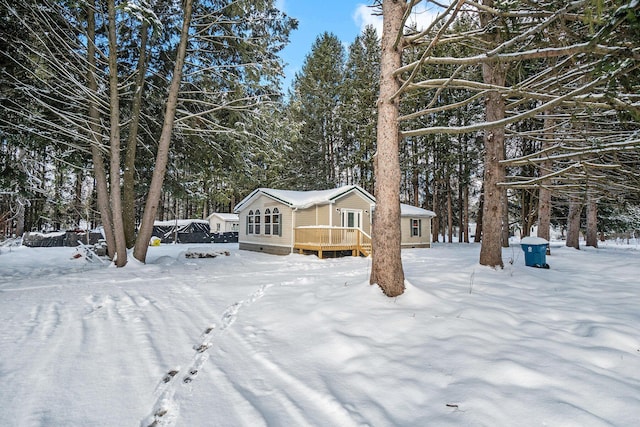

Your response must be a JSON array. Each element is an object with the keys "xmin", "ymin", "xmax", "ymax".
[
  {"xmin": 247, "ymin": 210, "xmax": 254, "ymax": 234},
  {"xmin": 264, "ymin": 209, "xmax": 272, "ymax": 235},
  {"xmin": 412, "ymin": 219, "xmax": 422, "ymax": 237},
  {"xmin": 216, "ymin": 223, "xmax": 221, "ymax": 232},
  {"xmin": 272, "ymin": 208, "xmax": 280, "ymax": 236},
  {"xmin": 254, "ymin": 209, "xmax": 261, "ymax": 234}
]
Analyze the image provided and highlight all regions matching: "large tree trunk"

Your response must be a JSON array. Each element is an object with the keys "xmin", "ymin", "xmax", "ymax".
[
  {"xmin": 478, "ymin": 0, "xmax": 507, "ymax": 267},
  {"xmin": 566, "ymin": 198, "xmax": 582, "ymax": 249},
  {"xmin": 586, "ymin": 195, "xmax": 598, "ymax": 248},
  {"xmin": 133, "ymin": 0, "xmax": 194, "ymax": 263},
  {"xmin": 123, "ymin": 20, "xmax": 149, "ymax": 249},
  {"xmin": 107, "ymin": 0, "xmax": 128, "ymax": 267},
  {"xmin": 87, "ymin": 2, "xmax": 116, "ymax": 259},
  {"xmin": 369, "ymin": 0, "xmax": 406, "ymax": 297},
  {"xmin": 478, "ymin": 75, "xmax": 507, "ymax": 266}
]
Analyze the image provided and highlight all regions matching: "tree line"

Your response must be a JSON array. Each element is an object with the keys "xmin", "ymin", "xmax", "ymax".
[
  {"xmin": 369, "ymin": 0, "xmax": 640, "ymax": 295},
  {"xmin": 1, "ymin": 0, "xmax": 296, "ymax": 265},
  {"xmin": 1, "ymin": 1, "xmax": 639, "ymax": 281}
]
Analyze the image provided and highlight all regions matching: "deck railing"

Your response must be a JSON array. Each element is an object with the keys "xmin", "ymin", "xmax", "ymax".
[{"xmin": 294, "ymin": 226, "xmax": 371, "ymax": 258}]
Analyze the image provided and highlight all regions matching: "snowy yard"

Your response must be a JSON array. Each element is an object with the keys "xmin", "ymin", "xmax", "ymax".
[{"xmin": 1, "ymin": 241, "xmax": 639, "ymax": 426}]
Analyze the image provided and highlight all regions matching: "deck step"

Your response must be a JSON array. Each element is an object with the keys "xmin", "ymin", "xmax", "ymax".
[{"xmin": 359, "ymin": 244, "xmax": 372, "ymax": 257}]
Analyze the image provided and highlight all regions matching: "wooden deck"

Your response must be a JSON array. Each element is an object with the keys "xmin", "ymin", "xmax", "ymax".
[{"xmin": 293, "ymin": 227, "xmax": 371, "ymax": 259}]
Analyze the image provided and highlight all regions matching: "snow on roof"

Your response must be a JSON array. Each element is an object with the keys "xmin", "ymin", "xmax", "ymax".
[
  {"xmin": 153, "ymin": 219, "xmax": 209, "ymax": 226},
  {"xmin": 234, "ymin": 185, "xmax": 375, "ymax": 212},
  {"xmin": 400, "ymin": 204, "xmax": 436, "ymax": 217},
  {"xmin": 207, "ymin": 213, "xmax": 239, "ymax": 221},
  {"xmin": 234, "ymin": 186, "xmax": 438, "ymax": 218},
  {"xmin": 520, "ymin": 236, "xmax": 549, "ymax": 245}
]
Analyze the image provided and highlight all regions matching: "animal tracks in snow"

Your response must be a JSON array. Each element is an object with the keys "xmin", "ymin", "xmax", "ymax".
[{"xmin": 142, "ymin": 283, "xmax": 272, "ymax": 427}]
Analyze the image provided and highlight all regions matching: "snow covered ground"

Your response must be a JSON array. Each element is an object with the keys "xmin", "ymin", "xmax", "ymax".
[{"xmin": 1, "ymin": 240, "xmax": 639, "ymax": 426}]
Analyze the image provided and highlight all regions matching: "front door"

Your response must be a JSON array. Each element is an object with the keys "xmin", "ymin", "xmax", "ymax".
[{"xmin": 341, "ymin": 209, "xmax": 362, "ymax": 229}]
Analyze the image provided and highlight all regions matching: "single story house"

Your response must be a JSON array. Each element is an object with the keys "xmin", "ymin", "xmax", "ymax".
[
  {"xmin": 233, "ymin": 185, "xmax": 435, "ymax": 258},
  {"xmin": 206, "ymin": 212, "xmax": 240, "ymax": 233}
]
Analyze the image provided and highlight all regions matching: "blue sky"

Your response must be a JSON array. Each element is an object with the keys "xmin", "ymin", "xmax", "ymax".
[
  {"xmin": 276, "ymin": 1, "xmax": 381, "ymax": 91},
  {"xmin": 275, "ymin": 1, "xmax": 439, "ymax": 92}
]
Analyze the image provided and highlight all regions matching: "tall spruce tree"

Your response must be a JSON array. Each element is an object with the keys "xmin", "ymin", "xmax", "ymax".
[
  {"xmin": 341, "ymin": 26, "xmax": 380, "ymax": 193},
  {"xmin": 288, "ymin": 33, "xmax": 345, "ymax": 189}
]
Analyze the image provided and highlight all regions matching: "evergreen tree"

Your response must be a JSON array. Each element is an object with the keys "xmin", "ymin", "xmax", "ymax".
[
  {"xmin": 341, "ymin": 26, "xmax": 380, "ymax": 194},
  {"xmin": 288, "ymin": 33, "xmax": 345, "ymax": 189}
]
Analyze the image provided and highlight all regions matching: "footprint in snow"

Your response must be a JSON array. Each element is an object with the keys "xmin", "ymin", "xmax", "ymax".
[
  {"xmin": 162, "ymin": 370, "xmax": 179, "ymax": 383},
  {"xmin": 221, "ymin": 302, "xmax": 241, "ymax": 330},
  {"xmin": 193, "ymin": 343, "xmax": 211, "ymax": 353},
  {"xmin": 183, "ymin": 369, "xmax": 198, "ymax": 383}
]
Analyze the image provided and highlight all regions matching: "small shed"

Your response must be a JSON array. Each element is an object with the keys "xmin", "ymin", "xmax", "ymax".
[
  {"xmin": 399, "ymin": 204, "xmax": 436, "ymax": 249},
  {"xmin": 206, "ymin": 213, "xmax": 240, "ymax": 233}
]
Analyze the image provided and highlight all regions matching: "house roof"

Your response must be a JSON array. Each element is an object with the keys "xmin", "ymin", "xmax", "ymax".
[
  {"xmin": 234, "ymin": 185, "xmax": 376, "ymax": 212},
  {"xmin": 234, "ymin": 185, "xmax": 437, "ymax": 218},
  {"xmin": 206, "ymin": 213, "xmax": 239, "ymax": 222},
  {"xmin": 400, "ymin": 204, "xmax": 436, "ymax": 218}
]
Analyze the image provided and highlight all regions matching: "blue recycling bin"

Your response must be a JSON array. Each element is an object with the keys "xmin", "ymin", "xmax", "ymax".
[{"xmin": 520, "ymin": 236, "xmax": 549, "ymax": 268}]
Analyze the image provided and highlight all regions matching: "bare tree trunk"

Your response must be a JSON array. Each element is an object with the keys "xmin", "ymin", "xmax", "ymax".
[
  {"xmin": 501, "ymin": 189, "xmax": 510, "ymax": 247},
  {"xmin": 123, "ymin": 20, "xmax": 149, "ymax": 249},
  {"xmin": 458, "ymin": 182, "xmax": 463, "ymax": 243},
  {"xmin": 87, "ymin": 2, "xmax": 116, "ymax": 259},
  {"xmin": 15, "ymin": 197, "xmax": 25, "ymax": 237},
  {"xmin": 412, "ymin": 148, "xmax": 419, "ymax": 206},
  {"xmin": 537, "ymin": 110, "xmax": 554, "ymax": 242},
  {"xmin": 474, "ymin": 188, "xmax": 483, "ymax": 243},
  {"xmin": 478, "ymin": 0, "xmax": 507, "ymax": 267},
  {"xmin": 447, "ymin": 182, "xmax": 453, "ymax": 243},
  {"xmin": 463, "ymin": 183, "xmax": 469, "ymax": 243},
  {"xmin": 538, "ymin": 187, "xmax": 551, "ymax": 239},
  {"xmin": 432, "ymin": 183, "xmax": 439, "ymax": 243},
  {"xmin": 566, "ymin": 198, "xmax": 582, "ymax": 249},
  {"xmin": 107, "ymin": 0, "xmax": 128, "ymax": 267},
  {"xmin": 75, "ymin": 169, "xmax": 83, "ymax": 227},
  {"xmin": 478, "ymin": 77, "xmax": 507, "ymax": 266},
  {"xmin": 586, "ymin": 195, "xmax": 598, "ymax": 248},
  {"xmin": 370, "ymin": 0, "xmax": 405, "ymax": 297},
  {"xmin": 133, "ymin": 0, "xmax": 194, "ymax": 263}
]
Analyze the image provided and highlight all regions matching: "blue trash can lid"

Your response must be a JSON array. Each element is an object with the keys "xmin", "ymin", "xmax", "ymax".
[{"xmin": 520, "ymin": 236, "xmax": 549, "ymax": 245}]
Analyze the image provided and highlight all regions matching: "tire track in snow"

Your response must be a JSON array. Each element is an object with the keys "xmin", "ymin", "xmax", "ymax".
[{"xmin": 141, "ymin": 283, "xmax": 272, "ymax": 427}]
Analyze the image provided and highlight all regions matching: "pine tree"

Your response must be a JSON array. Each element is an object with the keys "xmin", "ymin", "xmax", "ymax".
[
  {"xmin": 341, "ymin": 26, "xmax": 380, "ymax": 193},
  {"xmin": 288, "ymin": 33, "xmax": 345, "ymax": 189}
]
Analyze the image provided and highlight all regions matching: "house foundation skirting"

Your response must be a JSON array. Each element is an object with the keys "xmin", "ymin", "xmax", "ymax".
[
  {"xmin": 238, "ymin": 242, "xmax": 292, "ymax": 255},
  {"xmin": 401, "ymin": 243, "xmax": 431, "ymax": 249}
]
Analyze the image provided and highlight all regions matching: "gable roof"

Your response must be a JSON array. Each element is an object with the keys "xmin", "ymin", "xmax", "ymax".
[
  {"xmin": 234, "ymin": 185, "xmax": 376, "ymax": 213},
  {"xmin": 400, "ymin": 204, "xmax": 436, "ymax": 218},
  {"xmin": 234, "ymin": 185, "xmax": 436, "ymax": 218},
  {"xmin": 206, "ymin": 212, "xmax": 239, "ymax": 222}
]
